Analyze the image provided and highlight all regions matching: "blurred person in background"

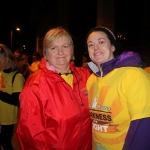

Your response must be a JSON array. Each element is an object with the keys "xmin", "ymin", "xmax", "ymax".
[
  {"xmin": 144, "ymin": 66, "xmax": 150, "ymax": 75},
  {"xmin": 0, "ymin": 44, "xmax": 25, "ymax": 150},
  {"xmin": 21, "ymin": 53, "xmax": 31, "ymax": 80},
  {"xmin": 14, "ymin": 49, "xmax": 30, "ymax": 80},
  {"xmin": 13, "ymin": 49, "xmax": 22, "ymax": 62},
  {"xmin": 86, "ymin": 26, "xmax": 150, "ymax": 150},
  {"xmin": 18, "ymin": 53, "xmax": 30, "ymax": 80},
  {"xmin": 16, "ymin": 27, "xmax": 92, "ymax": 150},
  {"xmin": 13, "ymin": 49, "xmax": 22, "ymax": 70},
  {"xmin": 27, "ymin": 52, "xmax": 41, "ymax": 74},
  {"xmin": 140, "ymin": 54, "xmax": 150, "ymax": 75},
  {"xmin": 82, "ymin": 55, "xmax": 88, "ymax": 68}
]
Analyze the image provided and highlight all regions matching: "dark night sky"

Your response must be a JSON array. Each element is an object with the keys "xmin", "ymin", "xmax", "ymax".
[
  {"xmin": 0, "ymin": 1, "xmax": 30, "ymax": 49},
  {"xmin": 115, "ymin": 0, "xmax": 150, "ymax": 48},
  {"xmin": 1, "ymin": 0, "xmax": 150, "ymax": 62},
  {"xmin": 0, "ymin": 0, "xmax": 97, "ymax": 54}
]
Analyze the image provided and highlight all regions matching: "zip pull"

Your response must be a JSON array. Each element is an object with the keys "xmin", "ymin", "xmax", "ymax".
[{"xmin": 99, "ymin": 64, "xmax": 103, "ymax": 77}]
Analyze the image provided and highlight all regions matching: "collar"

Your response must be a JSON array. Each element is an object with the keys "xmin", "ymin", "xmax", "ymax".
[
  {"xmin": 3, "ymin": 68, "xmax": 13, "ymax": 73},
  {"xmin": 87, "ymin": 51, "xmax": 145, "ymax": 77},
  {"xmin": 87, "ymin": 59, "xmax": 116, "ymax": 77}
]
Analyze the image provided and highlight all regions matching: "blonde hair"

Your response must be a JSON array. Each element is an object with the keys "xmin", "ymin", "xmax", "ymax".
[
  {"xmin": 0, "ymin": 44, "xmax": 17, "ymax": 71},
  {"xmin": 43, "ymin": 27, "xmax": 74, "ymax": 56}
]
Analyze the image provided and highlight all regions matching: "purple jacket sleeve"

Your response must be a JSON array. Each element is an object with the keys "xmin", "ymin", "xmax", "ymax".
[{"xmin": 123, "ymin": 118, "xmax": 150, "ymax": 150}]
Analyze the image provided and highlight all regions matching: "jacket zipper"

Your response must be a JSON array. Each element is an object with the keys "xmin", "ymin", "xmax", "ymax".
[{"xmin": 99, "ymin": 64, "xmax": 103, "ymax": 77}]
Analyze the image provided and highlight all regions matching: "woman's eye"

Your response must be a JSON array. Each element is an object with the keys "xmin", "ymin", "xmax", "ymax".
[
  {"xmin": 99, "ymin": 41, "xmax": 104, "ymax": 44},
  {"xmin": 51, "ymin": 47, "xmax": 57, "ymax": 50},
  {"xmin": 88, "ymin": 43, "xmax": 94, "ymax": 48},
  {"xmin": 63, "ymin": 45, "xmax": 69, "ymax": 49}
]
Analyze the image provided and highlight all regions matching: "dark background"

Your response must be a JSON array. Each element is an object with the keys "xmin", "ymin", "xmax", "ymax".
[{"xmin": 1, "ymin": 0, "xmax": 150, "ymax": 65}]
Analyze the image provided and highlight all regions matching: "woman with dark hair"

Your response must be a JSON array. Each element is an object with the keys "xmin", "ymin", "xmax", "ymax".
[
  {"xmin": 0, "ymin": 44, "xmax": 25, "ymax": 150},
  {"xmin": 86, "ymin": 26, "xmax": 150, "ymax": 150}
]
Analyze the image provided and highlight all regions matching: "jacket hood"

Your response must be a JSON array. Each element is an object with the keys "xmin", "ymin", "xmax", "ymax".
[{"xmin": 87, "ymin": 51, "xmax": 145, "ymax": 77}]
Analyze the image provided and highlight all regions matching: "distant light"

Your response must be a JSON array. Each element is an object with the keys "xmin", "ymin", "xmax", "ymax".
[
  {"xmin": 23, "ymin": 45, "xmax": 26, "ymax": 49},
  {"xmin": 16, "ymin": 28, "xmax": 20, "ymax": 31},
  {"xmin": 117, "ymin": 34, "xmax": 125, "ymax": 40}
]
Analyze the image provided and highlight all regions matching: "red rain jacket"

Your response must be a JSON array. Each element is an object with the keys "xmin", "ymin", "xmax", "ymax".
[{"xmin": 16, "ymin": 58, "xmax": 92, "ymax": 150}]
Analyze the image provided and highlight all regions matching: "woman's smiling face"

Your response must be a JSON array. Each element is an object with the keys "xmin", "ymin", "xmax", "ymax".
[
  {"xmin": 87, "ymin": 31, "xmax": 115, "ymax": 65},
  {"xmin": 44, "ymin": 35, "xmax": 73, "ymax": 71}
]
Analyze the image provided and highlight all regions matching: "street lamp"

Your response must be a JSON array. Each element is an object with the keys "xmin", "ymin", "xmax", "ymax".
[{"xmin": 11, "ymin": 27, "xmax": 20, "ymax": 51}]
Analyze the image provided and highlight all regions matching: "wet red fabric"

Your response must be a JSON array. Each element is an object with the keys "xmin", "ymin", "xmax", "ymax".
[{"xmin": 16, "ymin": 58, "xmax": 92, "ymax": 150}]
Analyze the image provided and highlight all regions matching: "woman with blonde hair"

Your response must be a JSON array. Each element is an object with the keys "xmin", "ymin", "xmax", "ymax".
[{"xmin": 16, "ymin": 27, "xmax": 92, "ymax": 150}]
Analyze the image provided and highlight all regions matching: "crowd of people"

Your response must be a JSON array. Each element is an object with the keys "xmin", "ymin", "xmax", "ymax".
[
  {"xmin": 0, "ymin": 26, "xmax": 150, "ymax": 150},
  {"xmin": 13, "ymin": 50, "xmax": 42, "ymax": 80}
]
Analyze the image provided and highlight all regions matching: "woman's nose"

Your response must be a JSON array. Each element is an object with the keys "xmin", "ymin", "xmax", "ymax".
[
  {"xmin": 57, "ymin": 47, "xmax": 63, "ymax": 54},
  {"xmin": 94, "ymin": 43, "xmax": 99, "ymax": 50}
]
